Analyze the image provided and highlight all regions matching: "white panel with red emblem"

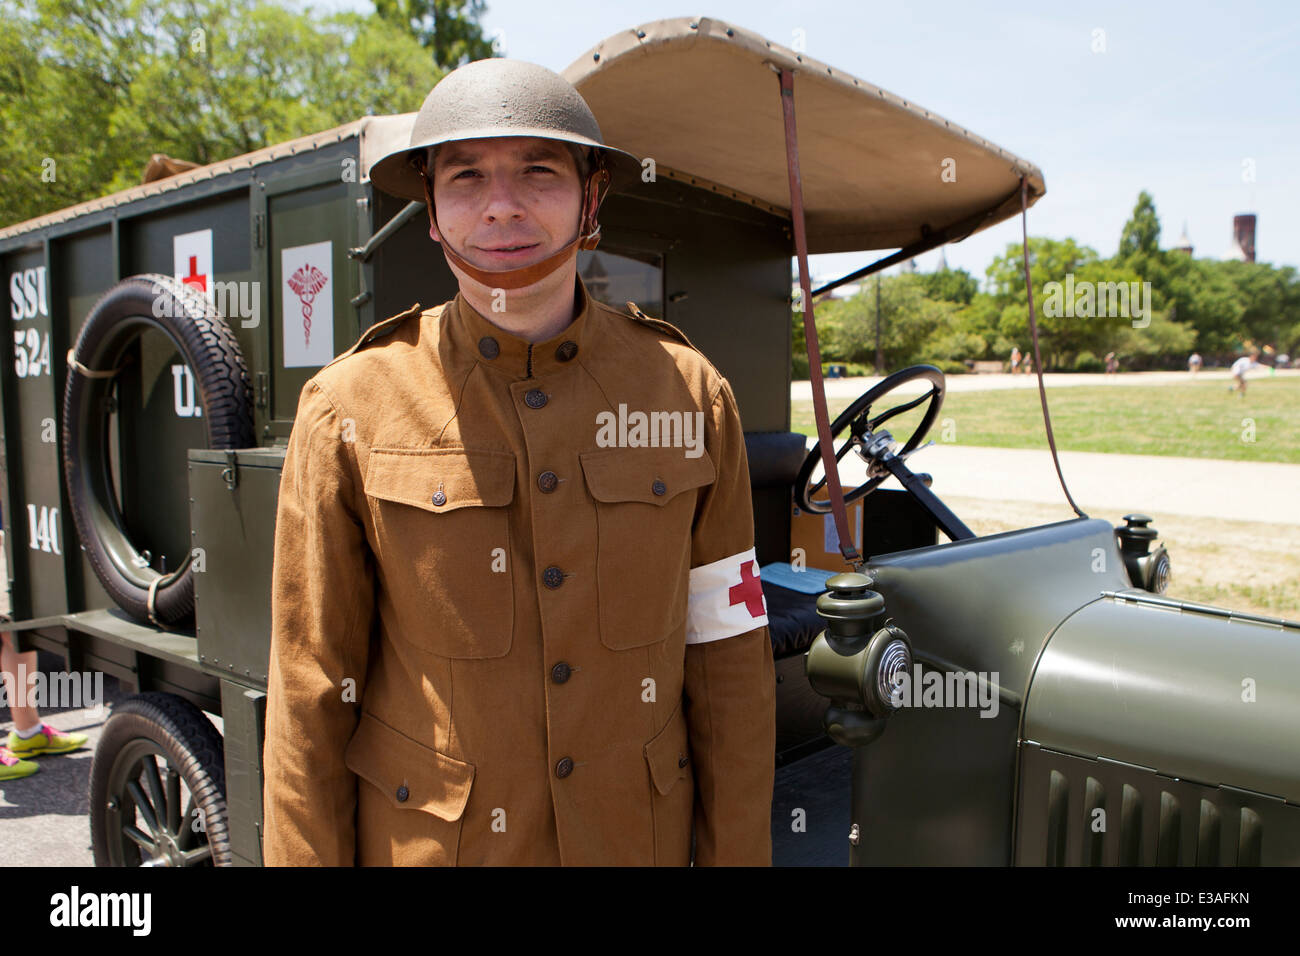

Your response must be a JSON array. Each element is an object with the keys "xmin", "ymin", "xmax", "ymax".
[
  {"xmin": 173, "ymin": 229, "xmax": 214, "ymax": 305},
  {"xmin": 281, "ymin": 240, "xmax": 334, "ymax": 368}
]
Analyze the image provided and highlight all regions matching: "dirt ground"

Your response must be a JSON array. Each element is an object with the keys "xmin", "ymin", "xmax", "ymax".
[{"xmin": 944, "ymin": 495, "xmax": 1300, "ymax": 619}]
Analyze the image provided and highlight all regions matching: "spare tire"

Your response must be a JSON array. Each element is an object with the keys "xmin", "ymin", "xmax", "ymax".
[{"xmin": 62, "ymin": 274, "xmax": 253, "ymax": 626}]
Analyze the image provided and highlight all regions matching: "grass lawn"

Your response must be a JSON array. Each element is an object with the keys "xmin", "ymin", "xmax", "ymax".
[{"xmin": 792, "ymin": 377, "xmax": 1300, "ymax": 463}]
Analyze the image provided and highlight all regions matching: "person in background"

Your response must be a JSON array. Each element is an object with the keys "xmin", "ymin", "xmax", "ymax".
[
  {"xmin": 1104, "ymin": 351, "xmax": 1119, "ymax": 375},
  {"xmin": 0, "ymin": 631, "xmax": 89, "ymax": 780},
  {"xmin": 1188, "ymin": 352, "xmax": 1202, "ymax": 375},
  {"xmin": 1229, "ymin": 348, "xmax": 1261, "ymax": 397},
  {"xmin": 1009, "ymin": 346, "xmax": 1021, "ymax": 375}
]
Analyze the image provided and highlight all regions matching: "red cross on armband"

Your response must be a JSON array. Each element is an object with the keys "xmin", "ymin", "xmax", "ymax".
[
  {"xmin": 729, "ymin": 560, "xmax": 766, "ymax": 618},
  {"xmin": 686, "ymin": 548, "xmax": 769, "ymax": 644}
]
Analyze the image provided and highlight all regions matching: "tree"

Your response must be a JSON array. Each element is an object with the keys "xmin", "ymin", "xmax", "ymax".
[
  {"xmin": 1118, "ymin": 190, "xmax": 1161, "ymax": 261},
  {"xmin": 1218, "ymin": 260, "xmax": 1300, "ymax": 351},
  {"xmin": 1, "ymin": 0, "xmax": 460, "ymax": 228},
  {"xmin": 1160, "ymin": 255, "xmax": 1246, "ymax": 355},
  {"xmin": 919, "ymin": 267, "xmax": 978, "ymax": 305},
  {"xmin": 373, "ymin": 0, "xmax": 496, "ymax": 67},
  {"xmin": 986, "ymin": 236, "xmax": 1099, "ymax": 302},
  {"xmin": 988, "ymin": 238, "xmax": 1145, "ymax": 368},
  {"xmin": 818, "ymin": 273, "xmax": 959, "ymax": 370}
]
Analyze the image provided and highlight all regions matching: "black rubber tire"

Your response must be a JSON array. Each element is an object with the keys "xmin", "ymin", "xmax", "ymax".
[
  {"xmin": 89, "ymin": 692, "xmax": 232, "ymax": 867},
  {"xmin": 62, "ymin": 274, "xmax": 253, "ymax": 625}
]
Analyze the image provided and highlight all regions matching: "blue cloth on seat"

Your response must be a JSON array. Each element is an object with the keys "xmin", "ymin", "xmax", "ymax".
[{"xmin": 759, "ymin": 562, "xmax": 834, "ymax": 595}]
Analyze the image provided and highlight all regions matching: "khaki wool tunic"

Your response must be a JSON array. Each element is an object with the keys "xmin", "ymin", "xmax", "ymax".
[{"xmin": 262, "ymin": 275, "xmax": 776, "ymax": 866}]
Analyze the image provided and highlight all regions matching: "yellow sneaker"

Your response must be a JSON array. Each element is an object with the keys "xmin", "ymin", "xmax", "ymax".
[
  {"xmin": 0, "ymin": 745, "xmax": 39, "ymax": 780},
  {"xmin": 6, "ymin": 723, "xmax": 89, "ymax": 758}
]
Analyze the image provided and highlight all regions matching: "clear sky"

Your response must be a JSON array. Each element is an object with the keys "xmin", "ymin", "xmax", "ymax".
[{"xmin": 316, "ymin": 0, "xmax": 1300, "ymax": 285}]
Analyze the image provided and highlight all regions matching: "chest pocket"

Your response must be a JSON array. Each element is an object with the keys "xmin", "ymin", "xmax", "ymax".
[
  {"xmin": 579, "ymin": 447, "xmax": 716, "ymax": 650},
  {"xmin": 364, "ymin": 447, "xmax": 516, "ymax": 659}
]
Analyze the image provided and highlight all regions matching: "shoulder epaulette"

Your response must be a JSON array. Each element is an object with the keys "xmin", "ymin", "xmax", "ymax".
[
  {"xmin": 622, "ymin": 300, "xmax": 698, "ymax": 351},
  {"xmin": 323, "ymin": 302, "xmax": 424, "ymax": 370}
]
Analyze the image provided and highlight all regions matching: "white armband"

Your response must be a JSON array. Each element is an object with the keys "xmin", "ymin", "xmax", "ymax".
[{"xmin": 685, "ymin": 547, "xmax": 769, "ymax": 645}]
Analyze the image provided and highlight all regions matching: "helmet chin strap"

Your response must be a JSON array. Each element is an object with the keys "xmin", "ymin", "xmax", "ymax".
[{"xmin": 417, "ymin": 154, "xmax": 610, "ymax": 290}]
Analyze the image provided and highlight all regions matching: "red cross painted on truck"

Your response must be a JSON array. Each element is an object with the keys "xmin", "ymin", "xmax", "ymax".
[{"xmin": 182, "ymin": 255, "xmax": 207, "ymax": 293}]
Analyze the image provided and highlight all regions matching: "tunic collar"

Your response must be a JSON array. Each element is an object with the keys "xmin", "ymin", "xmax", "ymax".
[{"xmin": 444, "ymin": 274, "xmax": 594, "ymax": 380}]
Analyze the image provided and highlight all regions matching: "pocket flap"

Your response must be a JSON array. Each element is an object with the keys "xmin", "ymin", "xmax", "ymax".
[
  {"xmin": 644, "ymin": 702, "xmax": 691, "ymax": 796},
  {"xmin": 344, "ymin": 712, "xmax": 475, "ymax": 820},
  {"xmin": 580, "ymin": 448, "xmax": 715, "ymax": 506},
  {"xmin": 365, "ymin": 447, "xmax": 515, "ymax": 513}
]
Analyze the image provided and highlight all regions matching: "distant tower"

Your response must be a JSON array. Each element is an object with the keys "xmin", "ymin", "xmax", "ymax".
[
  {"xmin": 1226, "ymin": 214, "xmax": 1256, "ymax": 262},
  {"xmin": 1234, "ymin": 214, "xmax": 1256, "ymax": 262},
  {"xmin": 1172, "ymin": 221, "xmax": 1193, "ymax": 256},
  {"xmin": 936, "ymin": 244, "xmax": 950, "ymax": 271}
]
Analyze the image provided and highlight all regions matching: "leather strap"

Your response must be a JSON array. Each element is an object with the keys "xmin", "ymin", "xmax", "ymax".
[
  {"xmin": 416, "ymin": 151, "xmax": 610, "ymax": 290},
  {"xmin": 1020, "ymin": 176, "xmax": 1086, "ymax": 518},
  {"xmin": 779, "ymin": 67, "xmax": 861, "ymax": 568}
]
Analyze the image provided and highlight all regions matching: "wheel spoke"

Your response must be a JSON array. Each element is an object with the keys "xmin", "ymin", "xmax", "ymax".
[
  {"xmin": 869, "ymin": 387, "xmax": 935, "ymax": 430},
  {"xmin": 126, "ymin": 779, "xmax": 161, "ymax": 838},
  {"xmin": 176, "ymin": 795, "xmax": 198, "ymax": 850},
  {"xmin": 181, "ymin": 844, "xmax": 213, "ymax": 866},
  {"xmin": 123, "ymin": 823, "xmax": 158, "ymax": 855},
  {"xmin": 142, "ymin": 755, "xmax": 168, "ymax": 831},
  {"xmin": 165, "ymin": 768, "xmax": 182, "ymax": 836}
]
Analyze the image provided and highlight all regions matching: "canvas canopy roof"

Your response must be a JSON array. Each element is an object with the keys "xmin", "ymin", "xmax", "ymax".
[
  {"xmin": 1, "ymin": 16, "xmax": 1045, "ymax": 254},
  {"xmin": 563, "ymin": 15, "xmax": 1045, "ymax": 254}
]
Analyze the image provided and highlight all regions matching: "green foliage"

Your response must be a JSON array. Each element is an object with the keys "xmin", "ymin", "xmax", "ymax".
[
  {"xmin": 988, "ymin": 239, "xmax": 1145, "ymax": 369},
  {"xmin": 985, "ymin": 236, "xmax": 1099, "ymax": 301},
  {"xmin": 788, "ymin": 197, "xmax": 1298, "ymax": 374},
  {"xmin": 791, "ymin": 351, "xmax": 809, "ymax": 380},
  {"xmin": 373, "ymin": 0, "xmax": 496, "ymax": 67},
  {"xmin": 1, "ymin": 0, "xmax": 460, "ymax": 227},
  {"xmin": 1113, "ymin": 308, "xmax": 1197, "ymax": 370},
  {"xmin": 816, "ymin": 273, "xmax": 961, "ymax": 372},
  {"xmin": 918, "ymin": 267, "xmax": 978, "ymax": 304},
  {"xmin": 1118, "ymin": 190, "xmax": 1161, "ymax": 261},
  {"xmin": 1073, "ymin": 351, "xmax": 1103, "ymax": 373}
]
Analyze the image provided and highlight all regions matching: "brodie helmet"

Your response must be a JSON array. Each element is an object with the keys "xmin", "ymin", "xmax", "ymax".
[{"xmin": 368, "ymin": 58, "xmax": 642, "ymax": 289}]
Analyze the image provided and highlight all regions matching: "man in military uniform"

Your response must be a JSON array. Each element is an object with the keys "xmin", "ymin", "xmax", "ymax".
[{"xmin": 262, "ymin": 58, "xmax": 775, "ymax": 866}]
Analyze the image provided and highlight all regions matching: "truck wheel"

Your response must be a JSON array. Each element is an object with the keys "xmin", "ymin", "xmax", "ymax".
[
  {"xmin": 90, "ymin": 692, "xmax": 232, "ymax": 867},
  {"xmin": 62, "ymin": 274, "xmax": 254, "ymax": 625}
]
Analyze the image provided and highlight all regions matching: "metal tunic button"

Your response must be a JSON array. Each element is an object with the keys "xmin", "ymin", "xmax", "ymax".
[
  {"xmin": 538, "ymin": 471, "xmax": 558, "ymax": 493},
  {"xmin": 551, "ymin": 661, "xmax": 571, "ymax": 683},
  {"xmin": 431, "ymin": 491, "xmax": 446, "ymax": 506},
  {"xmin": 478, "ymin": 336, "xmax": 499, "ymax": 359},
  {"xmin": 678, "ymin": 754, "xmax": 689, "ymax": 768},
  {"xmin": 556, "ymin": 757, "xmax": 574, "ymax": 778},
  {"xmin": 652, "ymin": 479, "xmax": 667, "ymax": 496},
  {"xmin": 555, "ymin": 341, "xmax": 578, "ymax": 362},
  {"xmin": 396, "ymin": 785, "xmax": 409, "ymax": 802},
  {"xmin": 543, "ymin": 566, "xmax": 564, "ymax": 589},
  {"xmin": 524, "ymin": 388, "xmax": 548, "ymax": 409}
]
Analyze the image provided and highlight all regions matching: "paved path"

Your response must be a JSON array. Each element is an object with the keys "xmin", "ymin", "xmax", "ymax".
[
  {"xmin": 792, "ymin": 367, "xmax": 1300, "ymax": 401},
  {"xmin": 809, "ymin": 438, "xmax": 1300, "ymax": 526}
]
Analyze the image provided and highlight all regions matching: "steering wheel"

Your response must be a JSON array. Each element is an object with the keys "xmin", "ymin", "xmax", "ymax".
[{"xmin": 795, "ymin": 365, "xmax": 946, "ymax": 514}]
